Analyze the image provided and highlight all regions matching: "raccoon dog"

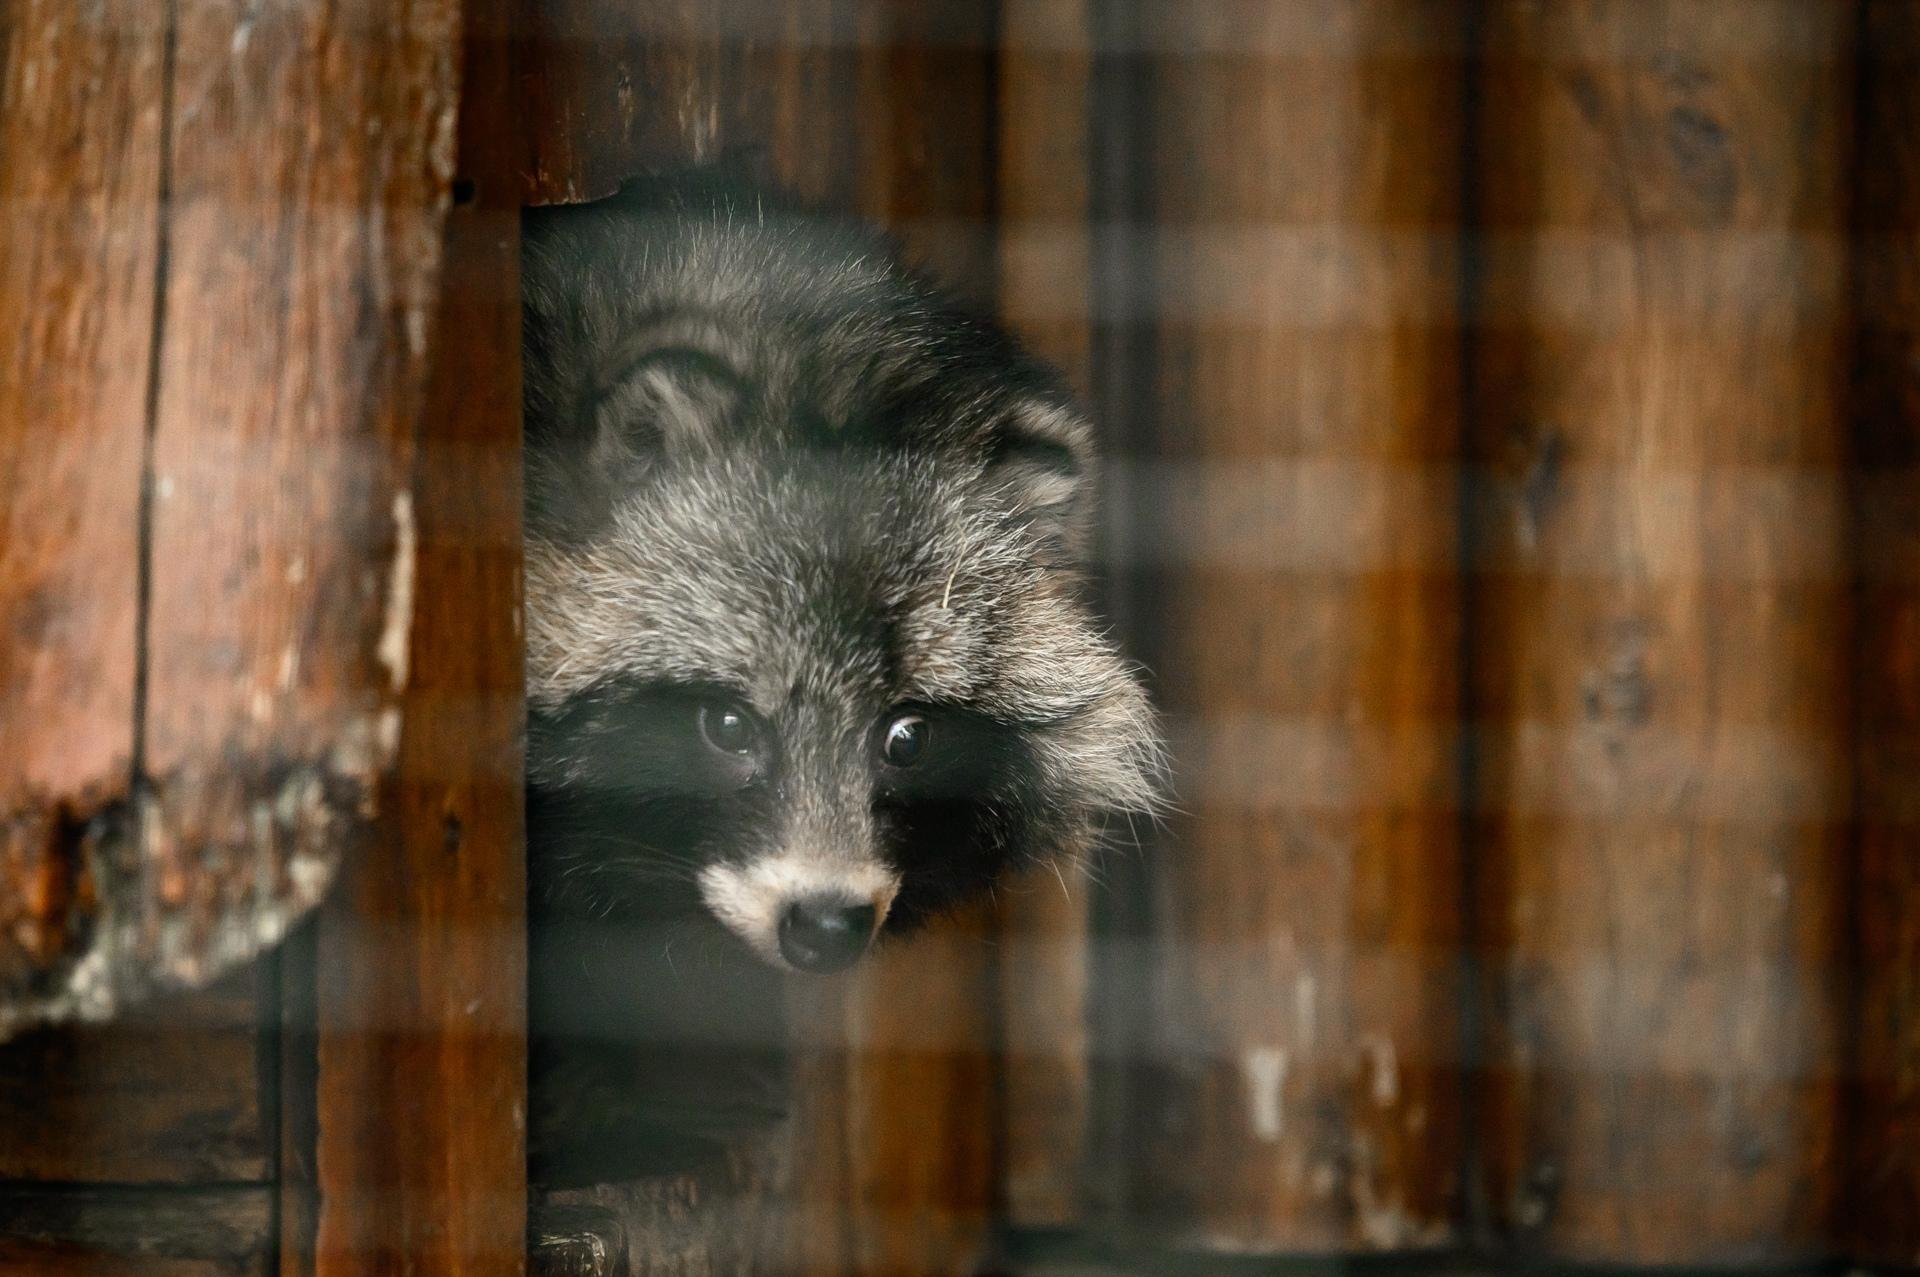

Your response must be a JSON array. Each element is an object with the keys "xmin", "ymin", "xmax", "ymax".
[
  {"xmin": 521, "ymin": 171, "xmax": 1161, "ymax": 1162},
  {"xmin": 523, "ymin": 169, "xmax": 1162, "ymax": 959}
]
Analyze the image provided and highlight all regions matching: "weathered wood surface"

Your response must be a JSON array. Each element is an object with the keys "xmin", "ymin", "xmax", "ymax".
[
  {"xmin": 0, "ymin": 0, "xmax": 463, "ymax": 1037},
  {"xmin": 531, "ymin": 1144, "xmax": 782, "ymax": 1277},
  {"xmin": 520, "ymin": 0, "xmax": 861, "ymax": 210},
  {"xmin": 1849, "ymin": 3, "xmax": 1920, "ymax": 1264},
  {"xmin": 0, "ymin": 971, "xmax": 267, "ymax": 1185},
  {"xmin": 301, "ymin": 1, "xmax": 530, "ymax": 1271},
  {"xmin": 1470, "ymin": 1, "xmax": 1853, "ymax": 1262},
  {"xmin": 0, "ymin": 1183, "xmax": 273, "ymax": 1277},
  {"xmin": 0, "ymin": 0, "xmax": 164, "ymax": 1033},
  {"xmin": 994, "ymin": 0, "xmax": 1098, "ymax": 1230},
  {"xmin": 1119, "ymin": 0, "xmax": 1466, "ymax": 1251},
  {"xmin": 136, "ymin": 0, "xmax": 459, "ymax": 990}
]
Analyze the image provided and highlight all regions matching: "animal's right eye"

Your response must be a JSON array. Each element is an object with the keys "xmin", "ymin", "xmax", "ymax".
[
  {"xmin": 697, "ymin": 700, "xmax": 760, "ymax": 757},
  {"xmin": 879, "ymin": 712, "xmax": 930, "ymax": 768}
]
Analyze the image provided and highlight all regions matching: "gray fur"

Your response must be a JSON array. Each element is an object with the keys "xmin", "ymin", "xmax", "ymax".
[{"xmin": 522, "ymin": 170, "xmax": 1163, "ymax": 961}]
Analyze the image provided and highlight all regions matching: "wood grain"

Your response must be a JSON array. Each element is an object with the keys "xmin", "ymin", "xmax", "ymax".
[
  {"xmin": 1119, "ymin": 0, "xmax": 1466, "ymax": 1251},
  {"xmin": 306, "ymin": 0, "xmax": 529, "ymax": 1270},
  {"xmin": 0, "ymin": 0, "xmax": 163, "ymax": 1031},
  {"xmin": 0, "ymin": 972, "xmax": 267, "ymax": 1185},
  {"xmin": 132, "ymin": 0, "xmax": 459, "ymax": 999},
  {"xmin": 1848, "ymin": 2, "xmax": 1920, "ymax": 1264},
  {"xmin": 519, "ymin": 0, "xmax": 858, "ymax": 209},
  {"xmin": 1469, "ymin": 1, "xmax": 1853, "ymax": 1262},
  {"xmin": 2, "ymin": 0, "xmax": 465, "ymax": 1037},
  {"xmin": 0, "ymin": 1183, "xmax": 272, "ymax": 1277}
]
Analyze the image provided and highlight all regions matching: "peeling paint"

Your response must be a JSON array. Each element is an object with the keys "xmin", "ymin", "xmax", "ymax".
[
  {"xmin": 327, "ymin": 709, "xmax": 403, "ymax": 787},
  {"xmin": 0, "ymin": 756, "xmax": 377, "ymax": 1042}
]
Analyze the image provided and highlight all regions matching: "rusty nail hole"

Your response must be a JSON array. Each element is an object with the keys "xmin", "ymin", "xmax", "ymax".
[
  {"xmin": 451, "ymin": 177, "xmax": 478, "ymax": 206},
  {"xmin": 442, "ymin": 811, "xmax": 464, "ymax": 856}
]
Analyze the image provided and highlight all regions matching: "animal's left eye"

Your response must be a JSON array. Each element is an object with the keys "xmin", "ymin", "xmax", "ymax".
[
  {"xmin": 698, "ymin": 700, "xmax": 760, "ymax": 757},
  {"xmin": 879, "ymin": 713, "xmax": 930, "ymax": 768}
]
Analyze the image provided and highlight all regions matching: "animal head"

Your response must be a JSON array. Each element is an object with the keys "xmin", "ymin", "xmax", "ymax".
[{"xmin": 522, "ymin": 173, "xmax": 1163, "ymax": 973}]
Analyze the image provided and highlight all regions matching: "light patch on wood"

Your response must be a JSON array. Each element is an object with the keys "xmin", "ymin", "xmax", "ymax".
[
  {"xmin": 1242, "ymin": 1045, "xmax": 1289, "ymax": 1143},
  {"xmin": 1361, "ymin": 1032, "xmax": 1400, "ymax": 1108},
  {"xmin": 1349, "ymin": 1132, "xmax": 1451, "ymax": 1250},
  {"xmin": 0, "ymin": 754, "xmax": 388, "ymax": 1041},
  {"xmin": 377, "ymin": 490, "xmax": 416, "ymax": 691}
]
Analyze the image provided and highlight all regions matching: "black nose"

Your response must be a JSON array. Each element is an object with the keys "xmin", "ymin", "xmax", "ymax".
[{"xmin": 778, "ymin": 897, "xmax": 878, "ymax": 973}]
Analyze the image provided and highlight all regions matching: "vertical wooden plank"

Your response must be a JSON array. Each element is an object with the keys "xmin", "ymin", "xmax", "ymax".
[
  {"xmin": 1849, "ymin": 3, "xmax": 1920, "ymax": 1264},
  {"xmin": 519, "ymin": 0, "xmax": 857, "ymax": 209},
  {"xmin": 308, "ymin": 0, "xmax": 528, "ymax": 1270},
  {"xmin": 0, "ymin": 0, "xmax": 162, "ymax": 1031},
  {"xmin": 995, "ymin": 0, "xmax": 1098, "ymax": 1230},
  {"xmin": 1120, "ymin": 0, "xmax": 1466, "ymax": 1252},
  {"xmin": 1470, "ymin": 1, "xmax": 1853, "ymax": 1262},
  {"xmin": 6, "ymin": 0, "xmax": 472, "ymax": 1047},
  {"xmin": 133, "ymin": 0, "xmax": 459, "ymax": 998}
]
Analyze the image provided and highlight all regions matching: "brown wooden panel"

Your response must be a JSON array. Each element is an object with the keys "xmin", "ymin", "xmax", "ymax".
[
  {"xmin": 305, "ymin": 0, "xmax": 529, "ymax": 1271},
  {"xmin": 1470, "ymin": 1, "xmax": 1853, "ymax": 1262},
  {"xmin": 3, "ymin": 0, "xmax": 464, "ymax": 1038},
  {"xmin": 995, "ymin": 0, "xmax": 1098, "ymax": 1229},
  {"xmin": 0, "ymin": 971, "xmax": 266, "ymax": 1185},
  {"xmin": 520, "ymin": 0, "xmax": 858, "ymax": 209},
  {"xmin": 0, "ymin": 0, "xmax": 162, "ymax": 1033},
  {"xmin": 1119, "ymin": 0, "xmax": 1466, "ymax": 1252},
  {"xmin": 1849, "ymin": 3, "xmax": 1920, "ymax": 1263},
  {"xmin": 132, "ymin": 0, "xmax": 460, "ymax": 997},
  {"xmin": 0, "ymin": 1184, "xmax": 270, "ymax": 1277}
]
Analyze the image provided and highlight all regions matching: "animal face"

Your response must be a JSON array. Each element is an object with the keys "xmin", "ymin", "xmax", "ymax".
[{"xmin": 523, "ymin": 172, "xmax": 1162, "ymax": 973}]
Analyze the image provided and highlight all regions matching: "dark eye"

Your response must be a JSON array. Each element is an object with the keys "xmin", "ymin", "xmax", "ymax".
[
  {"xmin": 698, "ymin": 700, "xmax": 759, "ymax": 756},
  {"xmin": 879, "ymin": 713, "xmax": 929, "ymax": 768}
]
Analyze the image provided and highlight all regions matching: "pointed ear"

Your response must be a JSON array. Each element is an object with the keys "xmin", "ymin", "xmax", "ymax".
[
  {"xmin": 530, "ymin": 339, "xmax": 746, "ymax": 539},
  {"xmin": 587, "ymin": 345, "xmax": 744, "ymax": 479},
  {"xmin": 984, "ymin": 397, "xmax": 1097, "ymax": 558}
]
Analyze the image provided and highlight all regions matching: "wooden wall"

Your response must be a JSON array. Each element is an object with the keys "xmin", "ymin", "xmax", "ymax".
[
  {"xmin": 1115, "ymin": 1, "xmax": 1466, "ymax": 1250},
  {"xmin": 1850, "ymin": 1, "xmax": 1920, "ymax": 1263},
  {"xmin": 4, "ymin": 0, "xmax": 1920, "ymax": 1273},
  {"xmin": 1470, "ymin": 1, "xmax": 1855, "ymax": 1262},
  {"xmin": 0, "ymin": 0, "xmax": 527, "ymax": 1273},
  {"xmin": 510, "ymin": 0, "xmax": 1915, "ymax": 1272}
]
